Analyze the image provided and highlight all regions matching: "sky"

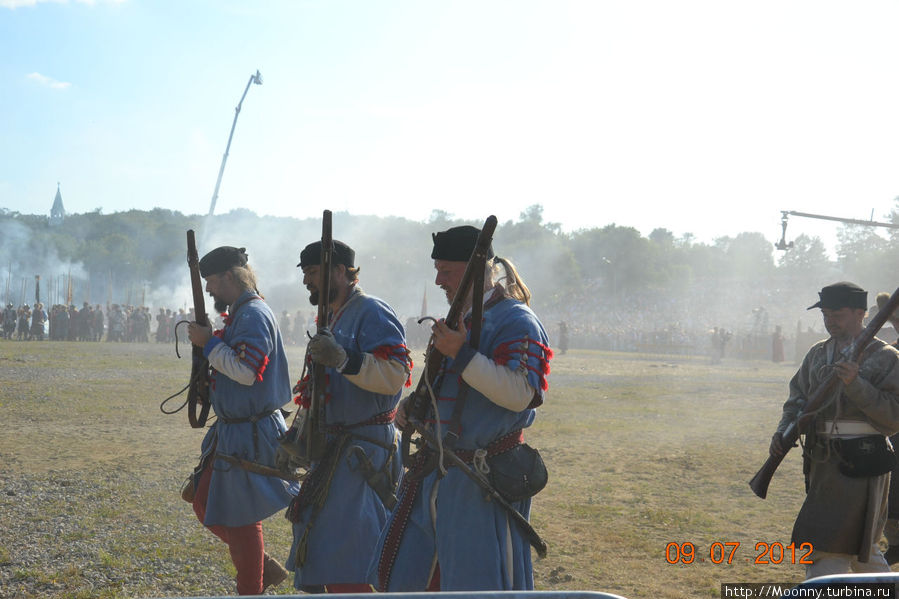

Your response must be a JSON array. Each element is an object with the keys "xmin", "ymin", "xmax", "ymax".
[{"xmin": 2, "ymin": 0, "xmax": 899, "ymax": 255}]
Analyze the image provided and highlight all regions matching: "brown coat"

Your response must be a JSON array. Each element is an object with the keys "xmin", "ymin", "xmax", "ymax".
[{"xmin": 777, "ymin": 337, "xmax": 899, "ymax": 560}]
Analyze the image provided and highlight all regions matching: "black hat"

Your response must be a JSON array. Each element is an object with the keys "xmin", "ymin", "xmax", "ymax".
[
  {"xmin": 297, "ymin": 240, "xmax": 355, "ymax": 268},
  {"xmin": 431, "ymin": 225, "xmax": 495, "ymax": 262},
  {"xmin": 199, "ymin": 246, "xmax": 248, "ymax": 277},
  {"xmin": 808, "ymin": 282, "xmax": 867, "ymax": 310}
]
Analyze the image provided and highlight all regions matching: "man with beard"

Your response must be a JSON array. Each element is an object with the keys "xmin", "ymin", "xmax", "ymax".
[
  {"xmin": 284, "ymin": 239, "xmax": 411, "ymax": 593},
  {"xmin": 768, "ymin": 282, "xmax": 899, "ymax": 578},
  {"xmin": 186, "ymin": 245, "xmax": 297, "ymax": 595},
  {"xmin": 371, "ymin": 225, "xmax": 553, "ymax": 592}
]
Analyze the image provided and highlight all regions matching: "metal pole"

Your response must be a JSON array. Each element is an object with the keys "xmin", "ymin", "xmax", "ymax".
[
  {"xmin": 784, "ymin": 210, "xmax": 899, "ymax": 229},
  {"xmin": 207, "ymin": 70, "xmax": 263, "ymax": 216}
]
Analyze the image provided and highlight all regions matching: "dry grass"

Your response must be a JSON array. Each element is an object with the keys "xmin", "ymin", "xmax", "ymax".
[
  {"xmin": 0, "ymin": 341, "xmax": 823, "ymax": 598},
  {"xmin": 531, "ymin": 350, "xmax": 810, "ymax": 598}
]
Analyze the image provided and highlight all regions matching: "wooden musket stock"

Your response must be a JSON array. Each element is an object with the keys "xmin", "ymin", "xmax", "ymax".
[
  {"xmin": 749, "ymin": 285, "xmax": 899, "ymax": 498},
  {"xmin": 306, "ymin": 210, "xmax": 333, "ymax": 462},
  {"xmin": 186, "ymin": 230, "xmax": 211, "ymax": 428}
]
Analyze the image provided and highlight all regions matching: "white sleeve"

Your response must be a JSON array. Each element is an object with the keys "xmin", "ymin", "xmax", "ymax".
[
  {"xmin": 208, "ymin": 342, "xmax": 257, "ymax": 386},
  {"xmin": 344, "ymin": 353, "xmax": 410, "ymax": 395},
  {"xmin": 461, "ymin": 352, "xmax": 536, "ymax": 412}
]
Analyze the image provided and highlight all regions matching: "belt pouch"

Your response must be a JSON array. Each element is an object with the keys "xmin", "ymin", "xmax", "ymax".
[
  {"xmin": 487, "ymin": 443, "xmax": 548, "ymax": 502},
  {"xmin": 833, "ymin": 435, "xmax": 896, "ymax": 478}
]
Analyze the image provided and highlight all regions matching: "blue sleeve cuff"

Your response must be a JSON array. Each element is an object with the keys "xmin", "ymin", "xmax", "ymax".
[
  {"xmin": 339, "ymin": 348, "xmax": 364, "ymax": 375},
  {"xmin": 452, "ymin": 344, "xmax": 478, "ymax": 372},
  {"xmin": 203, "ymin": 335, "xmax": 223, "ymax": 358}
]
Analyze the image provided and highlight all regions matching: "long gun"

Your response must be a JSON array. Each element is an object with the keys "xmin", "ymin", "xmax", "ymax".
[
  {"xmin": 408, "ymin": 416, "xmax": 547, "ymax": 557},
  {"xmin": 749, "ymin": 285, "xmax": 899, "ymax": 498},
  {"xmin": 401, "ymin": 215, "xmax": 498, "ymax": 464},
  {"xmin": 186, "ymin": 230, "xmax": 211, "ymax": 428},
  {"xmin": 306, "ymin": 210, "xmax": 332, "ymax": 461}
]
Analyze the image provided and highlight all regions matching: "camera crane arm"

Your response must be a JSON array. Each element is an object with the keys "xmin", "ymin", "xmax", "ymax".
[{"xmin": 776, "ymin": 209, "xmax": 899, "ymax": 250}]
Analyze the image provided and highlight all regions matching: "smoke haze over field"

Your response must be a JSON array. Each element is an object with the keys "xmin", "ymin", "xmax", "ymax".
[{"xmin": 3, "ymin": 206, "xmax": 899, "ymax": 356}]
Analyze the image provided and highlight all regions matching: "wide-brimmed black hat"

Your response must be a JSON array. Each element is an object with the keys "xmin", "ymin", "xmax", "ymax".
[
  {"xmin": 808, "ymin": 281, "xmax": 867, "ymax": 310},
  {"xmin": 297, "ymin": 240, "xmax": 355, "ymax": 268},
  {"xmin": 431, "ymin": 225, "xmax": 495, "ymax": 262},
  {"xmin": 199, "ymin": 246, "xmax": 248, "ymax": 277}
]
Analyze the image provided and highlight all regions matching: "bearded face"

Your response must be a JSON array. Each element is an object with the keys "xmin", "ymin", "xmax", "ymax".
[
  {"xmin": 308, "ymin": 285, "xmax": 338, "ymax": 307},
  {"xmin": 302, "ymin": 265, "xmax": 340, "ymax": 306}
]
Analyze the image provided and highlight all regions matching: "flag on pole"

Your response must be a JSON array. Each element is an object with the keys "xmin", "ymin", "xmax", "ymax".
[{"xmin": 420, "ymin": 284, "xmax": 427, "ymax": 318}]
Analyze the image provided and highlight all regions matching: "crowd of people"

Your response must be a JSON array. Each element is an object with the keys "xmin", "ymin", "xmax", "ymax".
[
  {"xmin": 2, "ymin": 283, "xmax": 816, "ymax": 366},
  {"xmin": 1, "ymin": 301, "xmax": 158, "ymax": 342},
  {"xmin": 2, "ymin": 302, "xmax": 48, "ymax": 341}
]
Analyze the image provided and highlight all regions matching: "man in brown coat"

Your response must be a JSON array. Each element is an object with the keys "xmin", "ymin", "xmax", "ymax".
[{"xmin": 769, "ymin": 282, "xmax": 899, "ymax": 578}]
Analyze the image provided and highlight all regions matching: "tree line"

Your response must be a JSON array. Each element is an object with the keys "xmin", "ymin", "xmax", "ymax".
[{"xmin": 2, "ymin": 202, "xmax": 898, "ymax": 342}]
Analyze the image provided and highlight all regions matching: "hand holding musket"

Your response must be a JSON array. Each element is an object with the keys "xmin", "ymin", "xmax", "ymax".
[
  {"xmin": 749, "ymin": 285, "xmax": 899, "ymax": 499},
  {"xmin": 400, "ymin": 215, "xmax": 497, "ymax": 464},
  {"xmin": 305, "ymin": 210, "xmax": 333, "ymax": 462},
  {"xmin": 186, "ymin": 230, "xmax": 211, "ymax": 429}
]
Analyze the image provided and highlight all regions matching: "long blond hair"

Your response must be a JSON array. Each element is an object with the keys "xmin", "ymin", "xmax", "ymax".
[
  {"xmin": 489, "ymin": 256, "xmax": 531, "ymax": 306},
  {"xmin": 228, "ymin": 264, "xmax": 261, "ymax": 296}
]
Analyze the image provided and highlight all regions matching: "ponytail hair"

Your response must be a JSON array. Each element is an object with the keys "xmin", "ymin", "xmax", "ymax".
[
  {"xmin": 489, "ymin": 256, "xmax": 531, "ymax": 306},
  {"xmin": 228, "ymin": 264, "xmax": 262, "ymax": 298}
]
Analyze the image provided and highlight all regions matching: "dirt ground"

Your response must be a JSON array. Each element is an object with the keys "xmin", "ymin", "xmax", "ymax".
[{"xmin": 0, "ymin": 341, "xmax": 830, "ymax": 598}]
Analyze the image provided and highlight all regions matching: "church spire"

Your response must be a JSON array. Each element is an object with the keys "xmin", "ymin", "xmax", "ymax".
[{"xmin": 50, "ymin": 182, "xmax": 65, "ymax": 227}]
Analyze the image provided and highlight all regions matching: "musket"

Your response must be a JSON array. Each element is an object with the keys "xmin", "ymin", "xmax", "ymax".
[
  {"xmin": 306, "ymin": 210, "xmax": 332, "ymax": 461},
  {"xmin": 408, "ymin": 416, "xmax": 547, "ymax": 558},
  {"xmin": 401, "ymin": 215, "xmax": 497, "ymax": 464},
  {"xmin": 215, "ymin": 452, "xmax": 306, "ymax": 482},
  {"xmin": 186, "ymin": 230, "xmax": 211, "ymax": 428},
  {"xmin": 749, "ymin": 285, "xmax": 899, "ymax": 499}
]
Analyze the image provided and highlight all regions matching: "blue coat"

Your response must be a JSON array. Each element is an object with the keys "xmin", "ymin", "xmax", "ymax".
[
  {"xmin": 197, "ymin": 290, "xmax": 298, "ymax": 527},
  {"xmin": 371, "ymin": 293, "xmax": 551, "ymax": 592},
  {"xmin": 288, "ymin": 289, "xmax": 409, "ymax": 587}
]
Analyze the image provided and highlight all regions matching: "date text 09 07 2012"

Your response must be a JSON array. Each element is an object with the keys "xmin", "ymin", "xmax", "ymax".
[{"xmin": 666, "ymin": 542, "xmax": 814, "ymax": 565}]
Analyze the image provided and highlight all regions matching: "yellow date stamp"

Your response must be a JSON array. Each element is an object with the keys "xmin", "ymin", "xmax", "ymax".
[{"xmin": 665, "ymin": 541, "xmax": 814, "ymax": 565}]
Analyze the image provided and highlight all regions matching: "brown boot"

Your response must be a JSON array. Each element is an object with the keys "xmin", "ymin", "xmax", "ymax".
[
  {"xmin": 262, "ymin": 552, "xmax": 289, "ymax": 591},
  {"xmin": 180, "ymin": 476, "xmax": 195, "ymax": 503}
]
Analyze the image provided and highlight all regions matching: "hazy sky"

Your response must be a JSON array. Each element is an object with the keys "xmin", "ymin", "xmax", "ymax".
[{"xmin": 3, "ymin": 0, "xmax": 899, "ymax": 253}]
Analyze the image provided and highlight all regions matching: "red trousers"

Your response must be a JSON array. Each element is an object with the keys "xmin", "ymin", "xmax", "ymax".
[{"xmin": 192, "ymin": 466, "xmax": 265, "ymax": 595}]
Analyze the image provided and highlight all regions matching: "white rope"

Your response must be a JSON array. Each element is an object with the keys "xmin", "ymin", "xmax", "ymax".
[
  {"xmin": 473, "ymin": 448, "xmax": 490, "ymax": 475},
  {"xmin": 422, "ymin": 358, "xmax": 449, "ymax": 477}
]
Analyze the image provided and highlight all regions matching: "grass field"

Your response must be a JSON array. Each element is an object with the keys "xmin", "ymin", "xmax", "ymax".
[{"xmin": 0, "ymin": 340, "xmax": 826, "ymax": 598}]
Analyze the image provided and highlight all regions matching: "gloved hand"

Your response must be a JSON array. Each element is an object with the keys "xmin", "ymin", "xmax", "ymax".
[{"xmin": 308, "ymin": 327, "xmax": 347, "ymax": 369}]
